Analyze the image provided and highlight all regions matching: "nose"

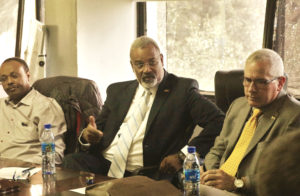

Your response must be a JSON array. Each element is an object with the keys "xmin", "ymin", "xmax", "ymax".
[
  {"xmin": 6, "ymin": 76, "xmax": 14, "ymax": 84},
  {"xmin": 248, "ymin": 81, "xmax": 257, "ymax": 92},
  {"xmin": 142, "ymin": 63, "xmax": 151, "ymax": 72}
]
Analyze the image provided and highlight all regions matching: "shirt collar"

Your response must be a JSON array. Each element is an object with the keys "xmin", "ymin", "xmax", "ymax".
[
  {"xmin": 137, "ymin": 83, "xmax": 158, "ymax": 97},
  {"xmin": 5, "ymin": 88, "xmax": 35, "ymax": 107},
  {"xmin": 254, "ymin": 90, "xmax": 287, "ymax": 113}
]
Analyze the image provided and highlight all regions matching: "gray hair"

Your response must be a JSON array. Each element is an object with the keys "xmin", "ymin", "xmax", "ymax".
[
  {"xmin": 245, "ymin": 49, "xmax": 284, "ymax": 77},
  {"xmin": 130, "ymin": 36, "xmax": 161, "ymax": 58}
]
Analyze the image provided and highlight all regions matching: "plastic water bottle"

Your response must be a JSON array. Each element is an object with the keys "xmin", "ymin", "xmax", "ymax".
[
  {"xmin": 41, "ymin": 124, "xmax": 56, "ymax": 175},
  {"xmin": 183, "ymin": 146, "xmax": 200, "ymax": 196},
  {"xmin": 43, "ymin": 174, "xmax": 56, "ymax": 195}
]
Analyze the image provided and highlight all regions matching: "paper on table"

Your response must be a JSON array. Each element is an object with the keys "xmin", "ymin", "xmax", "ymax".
[
  {"xmin": 0, "ymin": 167, "xmax": 41, "ymax": 180},
  {"xmin": 69, "ymin": 187, "xmax": 86, "ymax": 194}
]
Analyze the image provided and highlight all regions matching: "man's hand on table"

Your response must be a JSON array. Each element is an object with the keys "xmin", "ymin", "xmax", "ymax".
[{"xmin": 200, "ymin": 169, "xmax": 236, "ymax": 191}]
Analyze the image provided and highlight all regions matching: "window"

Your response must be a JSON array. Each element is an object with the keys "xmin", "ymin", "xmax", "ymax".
[
  {"xmin": 273, "ymin": 0, "xmax": 300, "ymax": 97},
  {"xmin": 146, "ymin": 0, "xmax": 267, "ymax": 92}
]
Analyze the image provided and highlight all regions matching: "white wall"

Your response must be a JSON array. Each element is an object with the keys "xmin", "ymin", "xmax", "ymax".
[
  {"xmin": 77, "ymin": 0, "xmax": 136, "ymax": 100},
  {"xmin": 45, "ymin": 0, "xmax": 78, "ymax": 77}
]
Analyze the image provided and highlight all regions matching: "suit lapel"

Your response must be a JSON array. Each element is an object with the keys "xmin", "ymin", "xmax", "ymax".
[
  {"xmin": 145, "ymin": 72, "xmax": 171, "ymax": 136},
  {"xmin": 117, "ymin": 81, "xmax": 138, "ymax": 125},
  {"xmin": 243, "ymin": 104, "xmax": 280, "ymax": 157},
  {"xmin": 226, "ymin": 104, "xmax": 251, "ymax": 156}
]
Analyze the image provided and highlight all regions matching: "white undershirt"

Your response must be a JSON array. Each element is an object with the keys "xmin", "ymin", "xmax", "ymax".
[{"xmin": 102, "ymin": 84, "xmax": 157, "ymax": 172}]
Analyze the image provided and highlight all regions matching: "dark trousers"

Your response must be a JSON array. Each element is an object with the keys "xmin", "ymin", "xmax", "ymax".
[
  {"xmin": 62, "ymin": 152, "xmax": 180, "ymax": 187},
  {"xmin": 62, "ymin": 152, "xmax": 111, "ymax": 175}
]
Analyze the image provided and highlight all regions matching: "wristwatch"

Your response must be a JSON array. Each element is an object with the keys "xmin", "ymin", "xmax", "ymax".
[{"xmin": 234, "ymin": 178, "xmax": 244, "ymax": 190}]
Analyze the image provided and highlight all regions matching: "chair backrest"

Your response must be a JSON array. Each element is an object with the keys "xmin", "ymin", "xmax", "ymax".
[
  {"xmin": 214, "ymin": 70, "xmax": 244, "ymax": 113},
  {"xmin": 32, "ymin": 76, "xmax": 103, "ymax": 154},
  {"xmin": 214, "ymin": 70, "xmax": 288, "ymax": 113}
]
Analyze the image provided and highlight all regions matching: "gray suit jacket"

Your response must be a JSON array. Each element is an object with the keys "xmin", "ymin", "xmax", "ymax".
[{"xmin": 204, "ymin": 91, "xmax": 300, "ymax": 195}]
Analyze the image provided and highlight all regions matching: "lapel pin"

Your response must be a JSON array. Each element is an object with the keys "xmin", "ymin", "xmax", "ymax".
[{"xmin": 163, "ymin": 89, "xmax": 170, "ymax": 93}]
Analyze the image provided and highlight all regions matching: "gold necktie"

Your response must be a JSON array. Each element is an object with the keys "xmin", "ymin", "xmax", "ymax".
[{"xmin": 220, "ymin": 108, "xmax": 262, "ymax": 176}]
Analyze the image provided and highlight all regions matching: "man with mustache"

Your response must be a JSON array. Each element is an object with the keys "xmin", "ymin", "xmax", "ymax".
[
  {"xmin": 0, "ymin": 57, "xmax": 66, "ymax": 164},
  {"xmin": 201, "ymin": 49, "xmax": 300, "ymax": 196},
  {"xmin": 63, "ymin": 36, "xmax": 224, "ymax": 181}
]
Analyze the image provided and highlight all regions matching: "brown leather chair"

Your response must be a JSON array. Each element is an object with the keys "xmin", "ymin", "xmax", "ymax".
[{"xmin": 32, "ymin": 76, "xmax": 103, "ymax": 154}]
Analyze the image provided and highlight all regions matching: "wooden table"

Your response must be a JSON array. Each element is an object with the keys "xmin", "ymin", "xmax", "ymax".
[
  {"xmin": 0, "ymin": 158, "xmax": 242, "ymax": 196},
  {"xmin": 0, "ymin": 158, "xmax": 111, "ymax": 195}
]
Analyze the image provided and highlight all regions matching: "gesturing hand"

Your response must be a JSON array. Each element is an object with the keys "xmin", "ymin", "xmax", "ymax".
[
  {"xmin": 82, "ymin": 116, "xmax": 103, "ymax": 144},
  {"xmin": 200, "ymin": 169, "xmax": 236, "ymax": 191}
]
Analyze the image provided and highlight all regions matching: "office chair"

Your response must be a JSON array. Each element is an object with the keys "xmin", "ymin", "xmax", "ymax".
[
  {"xmin": 214, "ymin": 70, "xmax": 244, "ymax": 113},
  {"xmin": 32, "ymin": 76, "xmax": 103, "ymax": 154}
]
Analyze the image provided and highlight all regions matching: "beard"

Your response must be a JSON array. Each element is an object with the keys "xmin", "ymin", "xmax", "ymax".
[{"xmin": 140, "ymin": 73, "xmax": 158, "ymax": 89}]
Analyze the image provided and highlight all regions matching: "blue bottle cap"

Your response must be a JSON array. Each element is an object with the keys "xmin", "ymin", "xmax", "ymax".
[
  {"xmin": 44, "ymin": 124, "xmax": 52, "ymax": 129},
  {"xmin": 187, "ymin": 146, "xmax": 196, "ymax": 153}
]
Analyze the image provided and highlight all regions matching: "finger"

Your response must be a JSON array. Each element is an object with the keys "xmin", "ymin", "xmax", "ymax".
[
  {"xmin": 204, "ymin": 180, "xmax": 219, "ymax": 187},
  {"xmin": 202, "ymin": 173, "xmax": 219, "ymax": 183},
  {"xmin": 201, "ymin": 170, "xmax": 215, "ymax": 180},
  {"xmin": 89, "ymin": 116, "xmax": 97, "ymax": 128}
]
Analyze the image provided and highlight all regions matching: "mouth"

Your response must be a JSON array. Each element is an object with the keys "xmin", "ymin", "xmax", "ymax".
[
  {"xmin": 142, "ymin": 75, "xmax": 155, "ymax": 83},
  {"xmin": 6, "ymin": 86, "xmax": 17, "ymax": 93},
  {"xmin": 248, "ymin": 95, "xmax": 259, "ymax": 101}
]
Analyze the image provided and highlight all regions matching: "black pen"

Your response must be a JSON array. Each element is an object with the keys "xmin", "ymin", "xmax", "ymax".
[{"xmin": 22, "ymin": 167, "xmax": 36, "ymax": 175}]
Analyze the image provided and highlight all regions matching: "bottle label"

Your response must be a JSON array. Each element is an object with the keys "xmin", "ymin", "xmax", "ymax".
[
  {"xmin": 42, "ymin": 143, "xmax": 55, "ymax": 153},
  {"xmin": 184, "ymin": 169, "xmax": 200, "ymax": 183}
]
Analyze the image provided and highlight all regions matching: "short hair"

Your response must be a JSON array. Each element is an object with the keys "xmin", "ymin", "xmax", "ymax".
[
  {"xmin": 256, "ymin": 131, "xmax": 300, "ymax": 196},
  {"xmin": 1, "ymin": 57, "xmax": 29, "ymax": 73},
  {"xmin": 245, "ymin": 49, "xmax": 284, "ymax": 77},
  {"xmin": 130, "ymin": 36, "xmax": 161, "ymax": 58}
]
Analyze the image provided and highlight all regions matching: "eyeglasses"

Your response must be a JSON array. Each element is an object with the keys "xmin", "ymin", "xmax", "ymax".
[
  {"xmin": 243, "ymin": 77, "xmax": 279, "ymax": 88},
  {"xmin": 133, "ymin": 60, "xmax": 159, "ymax": 69}
]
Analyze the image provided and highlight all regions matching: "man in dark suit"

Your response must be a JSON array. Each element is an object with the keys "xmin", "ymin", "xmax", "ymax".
[
  {"xmin": 63, "ymin": 36, "xmax": 224, "ymax": 179},
  {"xmin": 201, "ymin": 49, "xmax": 300, "ymax": 195}
]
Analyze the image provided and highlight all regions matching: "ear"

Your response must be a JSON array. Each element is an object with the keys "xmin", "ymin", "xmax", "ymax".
[
  {"xmin": 160, "ymin": 54, "xmax": 164, "ymax": 66},
  {"xmin": 277, "ymin": 76, "xmax": 286, "ymax": 91},
  {"xmin": 26, "ymin": 71, "xmax": 30, "ymax": 81}
]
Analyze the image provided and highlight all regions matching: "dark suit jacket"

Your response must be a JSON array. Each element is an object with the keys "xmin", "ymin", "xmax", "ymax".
[
  {"xmin": 204, "ymin": 91, "xmax": 300, "ymax": 195},
  {"xmin": 91, "ymin": 71, "xmax": 224, "ymax": 168}
]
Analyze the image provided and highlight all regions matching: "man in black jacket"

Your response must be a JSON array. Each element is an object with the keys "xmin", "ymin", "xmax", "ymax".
[{"xmin": 63, "ymin": 36, "xmax": 224, "ymax": 179}]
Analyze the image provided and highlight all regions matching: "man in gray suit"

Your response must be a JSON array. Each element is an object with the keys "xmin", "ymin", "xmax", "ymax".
[
  {"xmin": 201, "ymin": 49, "xmax": 300, "ymax": 195},
  {"xmin": 63, "ymin": 36, "xmax": 224, "ymax": 179}
]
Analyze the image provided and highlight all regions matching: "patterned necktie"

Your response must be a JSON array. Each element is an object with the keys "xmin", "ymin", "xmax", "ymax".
[
  {"xmin": 220, "ymin": 108, "xmax": 262, "ymax": 176},
  {"xmin": 108, "ymin": 90, "xmax": 151, "ymax": 178}
]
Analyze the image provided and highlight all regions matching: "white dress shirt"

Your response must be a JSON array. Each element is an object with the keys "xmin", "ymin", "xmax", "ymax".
[
  {"xmin": 102, "ymin": 84, "xmax": 157, "ymax": 172},
  {"xmin": 0, "ymin": 88, "xmax": 67, "ymax": 164}
]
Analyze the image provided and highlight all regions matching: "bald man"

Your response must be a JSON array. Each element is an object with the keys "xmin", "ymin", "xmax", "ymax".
[
  {"xmin": 63, "ymin": 36, "xmax": 224, "ymax": 180},
  {"xmin": 201, "ymin": 49, "xmax": 300, "ymax": 195}
]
